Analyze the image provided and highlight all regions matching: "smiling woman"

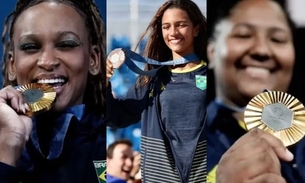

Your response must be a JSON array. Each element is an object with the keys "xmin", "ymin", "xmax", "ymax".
[
  {"xmin": 106, "ymin": 0, "xmax": 207, "ymax": 182},
  {"xmin": 0, "ymin": 0, "xmax": 106, "ymax": 183},
  {"xmin": 208, "ymin": 0, "xmax": 294, "ymax": 107},
  {"xmin": 205, "ymin": 0, "xmax": 302, "ymax": 182}
]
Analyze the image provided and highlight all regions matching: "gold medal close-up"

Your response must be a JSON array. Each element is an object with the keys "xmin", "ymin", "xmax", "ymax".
[
  {"xmin": 16, "ymin": 83, "xmax": 56, "ymax": 116},
  {"xmin": 244, "ymin": 90, "xmax": 305, "ymax": 147}
]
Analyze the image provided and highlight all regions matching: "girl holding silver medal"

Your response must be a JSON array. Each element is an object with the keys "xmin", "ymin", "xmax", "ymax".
[
  {"xmin": 0, "ymin": 0, "xmax": 107, "ymax": 182},
  {"xmin": 106, "ymin": 0, "xmax": 207, "ymax": 182}
]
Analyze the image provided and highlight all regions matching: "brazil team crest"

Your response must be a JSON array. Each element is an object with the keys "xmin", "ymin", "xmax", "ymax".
[
  {"xmin": 93, "ymin": 160, "xmax": 106, "ymax": 183},
  {"xmin": 195, "ymin": 75, "xmax": 206, "ymax": 90}
]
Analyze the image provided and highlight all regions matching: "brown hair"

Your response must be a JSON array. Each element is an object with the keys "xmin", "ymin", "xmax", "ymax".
[
  {"xmin": 107, "ymin": 139, "xmax": 133, "ymax": 159},
  {"xmin": 1, "ymin": 0, "xmax": 106, "ymax": 116},
  {"xmin": 135, "ymin": 0, "xmax": 207, "ymax": 87}
]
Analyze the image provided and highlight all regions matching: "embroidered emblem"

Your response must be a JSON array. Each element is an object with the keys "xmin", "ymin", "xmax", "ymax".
[
  {"xmin": 149, "ymin": 89, "xmax": 154, "ymax": 97},
  {"xmin": 160, "ymin": 82, "xmax": 166, "ymax": 91},
  {"xmin": 93, "ymin": 160, "xmax": 107, "ymax": 183},
  {"xmin": 195, "ymin": 75, "xmax": 206, "ymax": 90}
]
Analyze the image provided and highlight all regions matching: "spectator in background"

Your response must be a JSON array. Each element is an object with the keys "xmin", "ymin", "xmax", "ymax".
[
  {"xmin": 107, "ymin": 123, "xmax": 141, "ymax": 152},
  {"xmin": 107, "ymin": 139, "xmax": 141, "ymax": 183}
]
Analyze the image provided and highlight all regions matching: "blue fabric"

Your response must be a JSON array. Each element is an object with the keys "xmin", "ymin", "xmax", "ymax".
[
  {"xmin": 0, "ymin": 104, "xmax": 106, "ymax": 183},
  {"xmin": 207, "ymin": 100, "xmax": 305, "ymax": 183},
  {"xmin": 30, "ymin": 105, "xmax": 85, "ymax": 159},
  {"xmin": 0, "ymin": 162, "xmax": 19, "ymax": 183},
  {"xmin": 106, "ymin": 174, "xmax": 127, "ymax": 183},
  {"xmin": 107, "ymin": 65, "xmax": 207, "ymax": 183}
]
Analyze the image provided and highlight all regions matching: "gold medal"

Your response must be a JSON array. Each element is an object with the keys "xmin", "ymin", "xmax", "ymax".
[
  {"xmin": 16, "ymin": 83, "xmax": 56, "ymax": 116},
  {"xmin": 107, "ymin": 48, "xmax": 126, "ymax": 69},
  {"xmin": 244, "ymin": 90, "xmax": 305, "ymax": 147}
]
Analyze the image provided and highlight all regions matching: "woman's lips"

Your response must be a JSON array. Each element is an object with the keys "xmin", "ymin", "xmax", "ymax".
[
  {"xmin": 244, "ymin": 66, "xmax": 270, "ymax": 80},
  {"xmin": 169, "ymin": 38, "xmax": 183, "ymax": 44}
]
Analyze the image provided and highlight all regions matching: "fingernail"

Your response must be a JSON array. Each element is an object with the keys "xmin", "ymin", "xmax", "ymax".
[
  {"xmin": 286, "ymin": 149, "xmax": 294, "ymax": 160},
  {"xmin": 111, "ymin": 71, "xmax": 115, "ymax": 74},
  {"xmin": 19, "ymin": 104, "xmax": 24, "ymax": 113},
  {"xmin": 21, "ymin": 104, "xmax": 26, "ymax": 114},
  {"xmin": 24, "ymin": 103, "xmax": 30, "ymax": 111}
]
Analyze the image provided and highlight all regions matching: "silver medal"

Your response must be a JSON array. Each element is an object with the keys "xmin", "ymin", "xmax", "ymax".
[{"xmin": 261, "ymin": 103, "xmax": 294, "ymax": 131}]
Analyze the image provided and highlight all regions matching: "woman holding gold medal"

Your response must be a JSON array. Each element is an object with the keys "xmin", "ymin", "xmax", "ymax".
[
  {"xmin": 106, "ymin": 0, "xmax": 207, "ymax": 182},
  {"xmin": 0, "ymin": 0, "xmax": 106, "ymax": 182},
  {"xmin": 206, "ymin": 0, "xmax": 305, "ymax": 182}
]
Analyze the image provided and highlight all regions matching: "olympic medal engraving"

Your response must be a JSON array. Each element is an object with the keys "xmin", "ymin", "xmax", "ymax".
[
  {"xmin": 261, "ymin": 103, "xmax": 293, "ymax": 131},
  {"xmin": 16, "ymin": 83, "xmax": 56, "ymax": 116},
  {"xmin": 23, "ymin": 88, "xmax": 44, "ymax": 103},
  {"xmin": 108, "ymin": 48, "xmax": 126, "ymax": 69},
  {"xmin": 244, "ymin": 90, "xmax": 305, "ymax": 147}
]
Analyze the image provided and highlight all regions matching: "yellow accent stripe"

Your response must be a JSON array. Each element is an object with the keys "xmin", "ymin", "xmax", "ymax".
[
  {"xmin": 170, "ymin": 60, "xmax": 206, "ymax": 73},
  {"xmin": 238, "ymin": 120, "xmax": 247, "ymax": 130},
  {"xmin": 207, "ymin": 165, "xmax": 217, "ymax": 183}
]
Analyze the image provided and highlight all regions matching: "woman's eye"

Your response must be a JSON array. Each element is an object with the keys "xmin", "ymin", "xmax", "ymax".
[
  {"xmin": 18, "ymin": 43, "xmax": 40, "ymax": 52},
  {"xmin": 231, "ymin": 26, "xmax": 252, "ymax": 39},
  {"xmin": 234, "ymin": 34, "xmax": 251, "ymax": 38},
  {"xmin": 232, "ymin": 30, "xmax": 252, "ymax": 39},
  {"xmin": 271, "ymin": 34, "xmax": 288, "ymax": 44},
  {"xmin": 162, "ymin": 26, "xmax": 170, "ymax": 30},
  {"xmin": 56, "ymin": 41, "xmax": 82, "ymax": 50}
]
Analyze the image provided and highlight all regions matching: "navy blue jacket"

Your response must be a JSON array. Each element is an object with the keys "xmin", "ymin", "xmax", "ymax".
[
  {"xmin": 207, "ymin": 100, "xmax": 305, "ymax": 183},
  {"xmin": 0, "ymin": 105, "xmax": 106, "ymax": 183}
]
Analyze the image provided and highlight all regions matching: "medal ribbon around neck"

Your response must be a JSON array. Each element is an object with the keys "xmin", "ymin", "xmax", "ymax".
[
  {"xmin": 107, "ymin": 48, "xmax": 200, "ymax": 76},
  {"xmin": 215, "ymin": 97, "xmax": 246, "ymax": 113},
  {"xmin": 244, "ymin": 89, "xmax": 305, "ymax": 147},
  {"xmin": 14, "ymin": 83, "xmax": 56, "ymax": 116}
]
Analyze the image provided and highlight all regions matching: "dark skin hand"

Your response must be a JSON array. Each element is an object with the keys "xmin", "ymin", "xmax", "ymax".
[
  {"xmin": 216, "ymin": 128, "xmax": 293, "ymax": 183},
  {"xmin": 0, "ymin": 86, "xmax": 32, "ymax": 166}
]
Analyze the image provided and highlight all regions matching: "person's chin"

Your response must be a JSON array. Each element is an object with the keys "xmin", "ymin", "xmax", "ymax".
[
  {"xmin": 121, "ymin": 173, "xmax": 130, "ymax": 180},
  {"xmin": 238, "ymin": 82, "xmax": 271, "ymax": 100},
  {"xmin": 168, "ymin": 44, "xmax": 185, "ymax": 53},
  {"xmin": 50, "ymin": 97, "xmax": 70, "ymax": 112}
]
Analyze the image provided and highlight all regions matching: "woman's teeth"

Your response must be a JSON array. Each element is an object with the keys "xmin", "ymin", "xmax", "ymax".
[
  {"xmin": 37, "ymin": 78, "xmax": 65, "ymax": 84},
  {"xmin": 245, "ymin": 67, "xmax": 270, "ymax": 78}
]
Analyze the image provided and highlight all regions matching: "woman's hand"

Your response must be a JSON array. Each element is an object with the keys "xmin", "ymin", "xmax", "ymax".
[
  {"xmin": 0, "ymin": 86, "xmax": 32, "ymax": 167},
  {"xmin": 216, "ymin": 128, "xmax": 293, "ymax": 183}
]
